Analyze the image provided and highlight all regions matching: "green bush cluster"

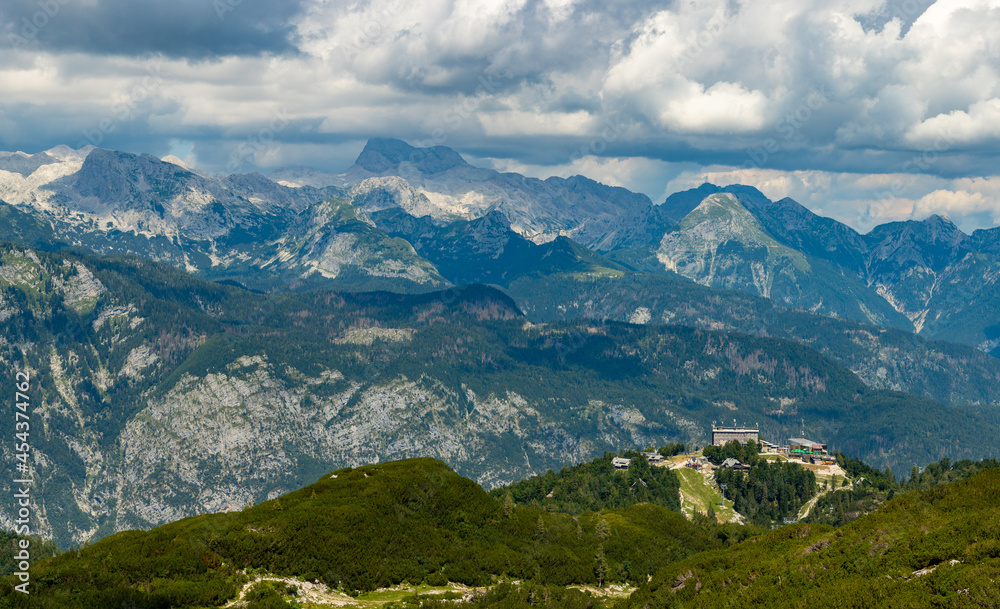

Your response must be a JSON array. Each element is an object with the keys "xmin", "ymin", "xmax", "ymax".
[
  {"xmin": 623, "ymin": 467, "xmax": 1000, "ymax": 608},
  {"xmin": 0, "ymin": 535, "xmax": 58, "ymax": 577},
  {"xmin": 492, "ymin": 450, "xmax": 682, "ymax": 514},
  {"xmin": 702, "ymin": 440, "xmax": 760, "ymax": 466},
  {"xmin": 713, "ymin": 459, "xmax": 816, "ymax": 525},
  {"xmin": 806, "ymin": 455, "xmax": 1000, "ymax": 526}
]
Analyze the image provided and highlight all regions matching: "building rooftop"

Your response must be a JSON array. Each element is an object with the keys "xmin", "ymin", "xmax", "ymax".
[{"xmin": 788, "ymin": 437, "xmax": 819, "ymax": 446}]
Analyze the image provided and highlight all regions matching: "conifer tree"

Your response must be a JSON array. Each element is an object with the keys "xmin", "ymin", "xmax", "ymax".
[
  {"xmin": 595, "ymin": 544, "xmax": 608, "ymax": 588},
  {"xmin": 596, "ymin": 518, "xmax": 610, "ymax": 541}
]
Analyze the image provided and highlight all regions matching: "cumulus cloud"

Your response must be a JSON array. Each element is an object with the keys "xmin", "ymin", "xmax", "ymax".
[
  {"xmin": 0, "ymin": 0, "xmax": 999, "ymax": 229},
  {"xmin": 906, "ymin": 98, "xmax": 1000, "ymax": 146}
]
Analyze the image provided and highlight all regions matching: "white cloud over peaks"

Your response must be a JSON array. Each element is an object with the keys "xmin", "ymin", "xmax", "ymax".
[
  {"xmin": 912, "ymin": 178, "xmax": 1000, "ymax": 227},
  {"xmin": 914, "ymin": 189, "xmax": 989, "ymax": 218},
  {"xmin": 601, "ymin": 0, "xmax": 903, "ymax": 140},
  {"xmin": 659, "ymin": 81, "xmax": 768, "ymax": 134},
  {"xmin": 600, "ymin": 6, "xmax": 771, "ymax": 133},
  {"xmin": 4, "ymin": 0, "xmax": 1000, "ymax": 226},
  {"xmin": 295, "ymin": 0, "xmax": 539, "ymax": 90},
  {"xmin": 906, "ymin": 98, "xmax": 1000, "ymax": 147}
]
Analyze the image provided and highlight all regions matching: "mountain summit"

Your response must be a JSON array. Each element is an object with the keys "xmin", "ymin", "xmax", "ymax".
[
  {"xmin": 355, "ymin": 137, "xmax": 471, "ymax": 174},
  {"xmin": 339, "ymin": 138, "xmax": 658, "ymax": 250}
]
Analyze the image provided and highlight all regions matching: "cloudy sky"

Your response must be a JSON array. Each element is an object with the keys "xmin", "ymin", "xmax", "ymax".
[{"xmin": 2, "ymin": 0, "xmax": 999, "ymax": 232}]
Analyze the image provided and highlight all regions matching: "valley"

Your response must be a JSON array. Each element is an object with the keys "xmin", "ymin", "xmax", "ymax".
[{"xmin": 4, "ymin": 241, "xmax": 1000, "ymax": 550}]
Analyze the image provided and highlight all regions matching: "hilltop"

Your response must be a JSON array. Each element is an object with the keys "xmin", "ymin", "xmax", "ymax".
[{"xmin": 1, "ymin": 458, "xmax": 727, "ymax": 608}]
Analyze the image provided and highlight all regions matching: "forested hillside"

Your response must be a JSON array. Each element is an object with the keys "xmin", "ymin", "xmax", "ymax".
[
  {"xmin": 623, "ymin": 467, "xmax": 1000, "ymax": 608},
  {"xmin": 492, "ymin": 449, "xmax": 685, "ymax": 515},
  {"xmin": 0, "ymin": 459, "xmax": 735, "ymax": 608},
  {"xmin": 508, "ymin": 271, "xmax": 1000, "ymax": 408},
  {"xmin": 804, "ymin": 454, "xmax": 1000, "ymax": 527},
  {"xmin": 6, "ymin": 456, "xmax": 1000, "ymax": 608}
]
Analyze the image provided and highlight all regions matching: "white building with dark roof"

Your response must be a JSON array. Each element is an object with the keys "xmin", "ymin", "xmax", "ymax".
[{"xmin": 712, "ymin": 424, "xmax": 759, "ymax": 446}]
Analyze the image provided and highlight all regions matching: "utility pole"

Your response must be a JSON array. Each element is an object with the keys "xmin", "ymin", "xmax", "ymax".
[{"xmin": 719, "ymin": 483, "xmax": 727, "ymax": 508}]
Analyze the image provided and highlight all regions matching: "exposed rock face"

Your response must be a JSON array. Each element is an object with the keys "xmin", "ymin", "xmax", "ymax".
[
  {"xmin": 655, "ymin": 193, "xmax": 909, "ymax": 329},
  {"xmin": 112, "ymin": 355, "xmax": 632, "ymax": 530},
  {"xmin": 658, "ymin": 193, "xmax": 797, "ymax": 294},
  {"xmin": 0, "ymin": 151, "xmax": 59, "ymax": 177},
  {"xmin": 649, "ymin": 189, "xmax": 1000, "ymax": 349},
  {"xmin": 0, "ymin": 146, "xmax": 448, "ymax": 292},
  {"xmin": 348, "ymin": 176, "xmax": 440, "ymax": 218},
  {"xmin": 12, "ymin": 245, "xmax": 991, "ymax": 551},
  {"xmin": 54, "ymin": 262, "xmax": 107, "ymax": 315},
  {"xmin": 333, "ymin": 138, "xmax": 660, "ymax": 250}
]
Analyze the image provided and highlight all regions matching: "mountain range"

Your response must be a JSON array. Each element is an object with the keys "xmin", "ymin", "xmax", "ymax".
[
  {"xmin": 4, "ymin": 139, "xmax": 998, "ymax": 357},
  {"xmin": 2, "ymin": 244, "xmax": 998, "ymax": 549},
  {"xmin": 3, "ymin": 138, "xmax": 1000, "ymax": 550}
]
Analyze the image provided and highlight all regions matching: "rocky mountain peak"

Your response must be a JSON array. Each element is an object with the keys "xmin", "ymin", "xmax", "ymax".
[
  {"xmin": 0, "ymin": 151, "xmax": 58, "ymax": 177},
  {"xmin": 660, "ymin": 192, "xmax": 781, "ymax": 274},
  {"xmin": 659, "ymin": 183, "xmax": 723, "ymax": 223},
  {"xmin": 659, "ymin": 183, "xmax": 773, "ymax": 224},
  {"xmin": 73, "ymin": 148, "xmax": 194, "ymax": 202},
  {"xmin": 43, "ymin": 144, "xmax": 95, "ymax": 162},
  {"xmin": 161, "ymin": 155, "xmax": 194, "ymax": 171},
  {"xmin": 355, "ymin": 138, "xmax": 470, "ymax": 175},
  {"xmin": 679, "ymin": 192, "xmax": 758, "ymax": 228},
  {"xmin": 721, "ymin": 184, "xmax": 773, "ymax": 210},
  {"xmin": 477, "ymin": 207, "xmax": 510, "ymax": 228},
  {"xmin": 865, "ymin": 215, "xmax": 971, "ymax": 272},
  {"xmin": 971, "ymin": 226, "xmax": 1000, "ymax": 255},
  {"xmin": 919, "ymin": 214, "xmax": 967, "ymax": 244}
]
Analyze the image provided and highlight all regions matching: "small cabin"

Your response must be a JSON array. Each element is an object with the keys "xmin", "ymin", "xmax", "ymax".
[
  {"xmin": 643, "ymin": 452, "xmax": 665, "ymax": 464},
  {"xmin": 612, "ymin": 457, "xmax": 631, "ymax": 470},
  {"xmin": 720, "ymin": 458, "xmax": 750, "ymax": 471}
]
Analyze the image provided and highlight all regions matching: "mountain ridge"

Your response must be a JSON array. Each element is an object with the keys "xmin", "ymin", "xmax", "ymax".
[{"xmin": 4, "ymin": 243, "xmax": 997, "ymax": 549}]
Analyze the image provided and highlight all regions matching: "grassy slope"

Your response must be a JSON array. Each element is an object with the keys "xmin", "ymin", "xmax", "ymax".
[
  {"xmin": 624, "ymin": 468, "xmax": 1000, "ymax": 608},
  {"xmin": 674, "ymin": 467, "xmax": 738, "ymax": 523}
]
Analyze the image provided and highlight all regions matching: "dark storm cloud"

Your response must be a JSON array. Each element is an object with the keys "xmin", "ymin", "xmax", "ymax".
[{"xmin": 1, "ymin": 0, "xmax": 305, "ymax": 58}]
